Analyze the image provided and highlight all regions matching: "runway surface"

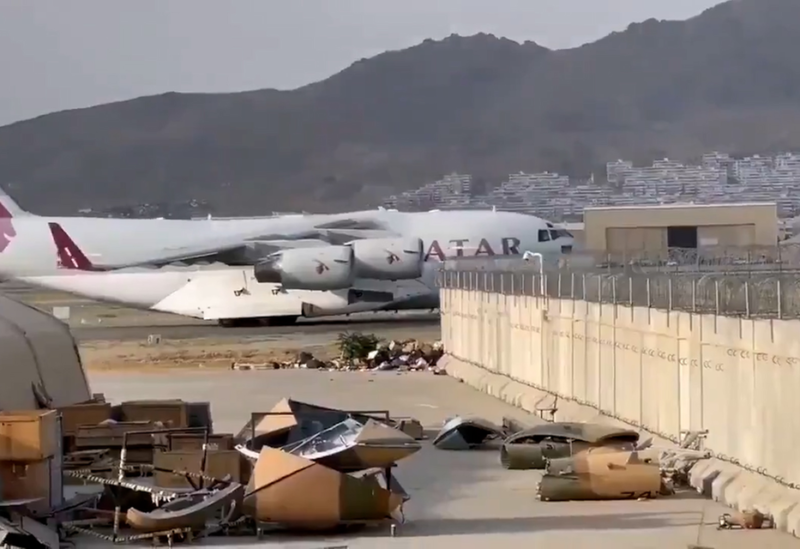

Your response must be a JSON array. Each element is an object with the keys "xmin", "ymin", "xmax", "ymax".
[
  {"xmin": 82, "ymin": 370, "xmax": 800, "ymax": 548},
  {"xmin": 70, "ymin": 313, "xmax": 441, "ymax": 341}
]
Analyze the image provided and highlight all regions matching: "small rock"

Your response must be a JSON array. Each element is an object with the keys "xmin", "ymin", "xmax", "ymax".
[
  {"xmin": 305, "ymin": 358, "xmax": 325, "ymax": 369},
  {"xmin": 402, "ymin": 340, "xmax": 418, "ymax": 354},
  {"xmin": 297, "ymin": 351, "xmax": 314, "ymax": 363}
]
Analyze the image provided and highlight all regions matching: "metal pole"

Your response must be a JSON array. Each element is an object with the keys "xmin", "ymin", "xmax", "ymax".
[
  {"xmin": 744, "ymin": 280, "xmax": 750, "ymax": 317},
  {"xmin": 570, "ymin": 272, "xmax": 575, "ymax": 299},
  {"xmin": 628, "ymin": 276, "xmax": 633, "ymax": 307},
  {"xmin": 597, "ymin": 275, "xmax": 602, "ymax": 303},
  {"xmin": 646, "ymin": 278, "xmax": 651, "ymax": 308},
  {"xmin": 715, "ymin": 280, "xmax": 720, "ymax": 315},
  {"xmin": 777, "ymin": 279, "xmax": 783, "ymax": 319},
  {"xmin": 692, "ymin": 278, "xmax": 697, "ymax": 312},
  {"xmin": 668, "ymin": 278, "xmax": 673, "ymax": 311}
]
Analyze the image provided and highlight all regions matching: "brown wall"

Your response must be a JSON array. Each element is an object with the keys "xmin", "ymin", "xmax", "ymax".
[{"xmin": 582, "ymin": 204, "xmax": 778, "ymax": 252}]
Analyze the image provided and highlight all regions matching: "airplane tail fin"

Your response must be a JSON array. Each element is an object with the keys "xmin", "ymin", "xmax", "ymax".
[
  {"xmin": 48, "ymin": 222, "xmax": 98, "ymax": 271},
  {"xmin": 0, "ymin": 187, "xmax": 34, "ymax": 218}
]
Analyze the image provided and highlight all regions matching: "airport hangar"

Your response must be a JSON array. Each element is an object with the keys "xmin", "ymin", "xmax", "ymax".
[{"xmin": 580, "ymin": 202, "xmax": 778, "ymax": 253}]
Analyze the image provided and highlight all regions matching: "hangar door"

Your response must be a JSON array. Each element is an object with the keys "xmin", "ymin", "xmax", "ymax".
[
  {"xmin": 605, "ymin": 227, "xmax": 667, "ymax": 255},
  {"xmin": 697, "ymin": 225, "xmax": 755, "ymax": 247}
]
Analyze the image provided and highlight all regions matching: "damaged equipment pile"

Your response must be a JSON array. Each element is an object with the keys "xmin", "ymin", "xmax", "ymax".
[
  {"xmin": 232, "ymin": 333, "xmax": 446, "ymax": 372},
  {"xmin": 432, "ymin": 416, "xmax": 712, "ymax": 502},
  {"xmin": 0, "ymin": 395, "xmax": 425, "ymax": 546}
]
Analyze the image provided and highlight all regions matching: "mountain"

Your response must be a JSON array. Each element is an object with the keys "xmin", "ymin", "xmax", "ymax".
[{"xmin": 1, "ymin": 0, "xmax": 800, "ymax": 214}]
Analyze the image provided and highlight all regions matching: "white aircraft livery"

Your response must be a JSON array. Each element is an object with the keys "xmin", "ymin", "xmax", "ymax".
[{"xmin": 3, "ymin": 193, "xmax": 574, "ymax": 326}]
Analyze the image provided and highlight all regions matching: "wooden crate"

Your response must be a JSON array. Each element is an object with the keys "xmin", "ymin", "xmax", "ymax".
[
  {"xmin": 0, "ymin": 410, "xmax": 59, "ymax": 462},
  {"xmin": 153, "ymin": 449, "xmax": 241, "ymax": 488},
  {"xmin": 169, "ymin": 433, "xmax": 233, "ymax": 451},
  {"xmin": 58, "ymin": 402, "xmax": 113, "ymax": 436},
  {"xmin": 117, "ymin": 400, "xmax": 188, "ymax": 428},
  {"xmin": 0, "ymin": 458, "xmax": 60, "ymax": 515},
  {"xmin": 74, "ymin": 421, "xmax": 166, "ymax": 448}
]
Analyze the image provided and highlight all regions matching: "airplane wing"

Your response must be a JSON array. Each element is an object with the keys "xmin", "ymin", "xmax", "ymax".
[{"xmin": 48, "ymin": 220, "xmax": 397, "ymax": 271}]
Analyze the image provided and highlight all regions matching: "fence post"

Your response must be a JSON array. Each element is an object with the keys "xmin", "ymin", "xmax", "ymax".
[
  {"xmin": 483, "ymin": 272, "xmax": 488, "ymax": 292},
  {"xmin": 714, "ymin": 280, "xmax": 720, "ymax": 315},
  {"xmin": 570, "ymin": 272, "xmax": 575, "ymax": 299},
  {"xmin": 777, "ymin": 279, "xmax": 783, "ymax": 319},
  {"xmin": 500, "ymin": 273, "xmax": 504, "ymax": 294},
  {"xmin": 612, "ymin": 277, "xmax": 617, "ymax": 304},
  {"xmin": 646, "ymin": 277, "xmax": 651, "ymax": 308},
  {"xmin": 582, "ymin": 274, "xmax": 587, "ymax": 300},
  {"xmin": 597, "ymin": 275, "xmax": 602, "ymax": 303},
  {"xmin": 668, "ymin": 278, "xmax": 673, "ymax": 311},
  {"xmin": 692, "ymin": 278, "xmax": 697, "ymax": 312},
  {"xmin": 744, "ymin": 280, "xmax": 750, "ymax": 318},
  {"xmin": 628, "ymin": 277, "xmax": 633, "ymax": 307},
  {"xmin": 557, "ymin": 272, "xmax": 562, "ymax": 298}
]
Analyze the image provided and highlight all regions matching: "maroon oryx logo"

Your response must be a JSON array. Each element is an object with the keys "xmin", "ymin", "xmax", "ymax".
[
  {"xmin": 0, "ymin": 202, "xmax": 16, "ymax": 254},
  {"xmin": 314, "ymin": 260, "xmax": 330, "ymax": 275}
]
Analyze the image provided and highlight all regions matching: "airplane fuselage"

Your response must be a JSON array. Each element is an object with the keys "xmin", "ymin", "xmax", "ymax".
[{"xmin": 10, "ymin": 209, "xmax": 574, "ymax": 322}]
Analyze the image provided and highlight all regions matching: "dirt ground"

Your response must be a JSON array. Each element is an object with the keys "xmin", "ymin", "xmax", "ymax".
[{"xmin": 79, "ymin": 338, "xmax": 346, "ymax": 371}]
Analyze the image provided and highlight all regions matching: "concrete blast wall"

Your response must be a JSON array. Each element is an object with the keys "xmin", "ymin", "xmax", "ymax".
[{"xmin": 440, "ymin": 281, "xmax": 800, "ymax": 511}]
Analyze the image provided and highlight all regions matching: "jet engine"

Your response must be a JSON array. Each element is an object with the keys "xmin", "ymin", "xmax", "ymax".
[
  {"xmin": 351, "ymin": 237, "xmax": 423, "ymax": 280},
  {"xmin": 253, "ymin": 246, "xmax": 354, "ymax": 290}
]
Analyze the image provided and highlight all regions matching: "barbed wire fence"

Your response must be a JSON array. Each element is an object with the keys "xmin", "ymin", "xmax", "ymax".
[{"xmin": 439, "ymin": 245, "xmax": 800, "ymax": 319}]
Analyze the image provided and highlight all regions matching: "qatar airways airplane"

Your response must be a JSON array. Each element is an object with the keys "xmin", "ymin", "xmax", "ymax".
[{"xmin": 0, "ymin": 192, "xmax": 574, "ymax": 327}]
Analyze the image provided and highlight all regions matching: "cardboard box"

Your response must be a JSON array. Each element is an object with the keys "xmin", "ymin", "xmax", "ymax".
[
  {"xmin": 0, "ymin": 410, "xmax": 59, "ymax": 462},
  {"xmin": 58, "ymin": 402, "xmax": 113, "ymax": 436},
  {"xmin": 153, "ymin": 449, "xmax": 241, "ymax": 488},
  {"xmin": 118, "ymin": 400, "xmax": 188, "ymax": 428}
]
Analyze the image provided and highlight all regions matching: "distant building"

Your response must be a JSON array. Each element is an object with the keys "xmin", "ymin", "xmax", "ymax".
[{"xmin": 380, "ymin": 151, "xmax": 800, "ymax": 221}]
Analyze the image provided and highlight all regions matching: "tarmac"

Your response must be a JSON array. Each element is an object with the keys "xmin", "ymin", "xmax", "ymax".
[
  {"xmin": 87, "ymin": 369, "xmax": 800, "ymax": 548},
  {"xmin": 10, "ymin": 286, "xmax": 800, "ymax": 546}
]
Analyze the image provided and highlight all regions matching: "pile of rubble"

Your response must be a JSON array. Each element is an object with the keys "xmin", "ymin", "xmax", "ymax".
[
  {"xmin": 232, "ymin": 334, "xmax": 446, "ymax": 373},
  {"xmin": 0, "ymin": 394, "xmax": 425, "ymax": 546}
]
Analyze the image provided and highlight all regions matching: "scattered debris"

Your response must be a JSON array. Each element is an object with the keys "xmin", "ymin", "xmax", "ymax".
[
  {"xmin": 230, "ymin": 333, "xmax": 445, "ymax": 373},
  {"xmin": 244, "ymin": 447, "xmax": 407, "ymax": 531},
  {"xmin": 500, "ymin": 422, "xmax": 640, "ymax": 470},
  {"xmin": 432, "ymin": 416, "xmax": 507, "ymax": 450},
  {"xmin": 718, "ymin": 510, "xmax": 772, "ymax": 530},
  {"xmin": 537, "ymin": 449, "xmax": 662, "ymax": 502}
]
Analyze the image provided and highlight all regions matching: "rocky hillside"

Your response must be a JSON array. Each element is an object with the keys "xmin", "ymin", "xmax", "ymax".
[{"xmin": 1, "ymin": 0, "xmax": 799, "ymax": 214}]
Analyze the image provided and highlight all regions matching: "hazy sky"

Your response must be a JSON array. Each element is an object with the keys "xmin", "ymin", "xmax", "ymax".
[{"xmin": 0, "ymin": 0, "xmax": 721, "ymax": 126}]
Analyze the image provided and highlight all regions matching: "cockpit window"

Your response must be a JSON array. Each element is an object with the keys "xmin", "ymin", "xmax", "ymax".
[
  {"xmin": 552, "ymin": 229, "xmax": 573, "ymax": 239},
  {"xmin": 538, "ymin": 229, "xmax": 551, "ymax": 242}
]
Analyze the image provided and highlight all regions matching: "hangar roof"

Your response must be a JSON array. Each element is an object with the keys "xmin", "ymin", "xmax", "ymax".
[{"xmin": 585, "ymin": 202, "xmax": 777, "ymax": 211}]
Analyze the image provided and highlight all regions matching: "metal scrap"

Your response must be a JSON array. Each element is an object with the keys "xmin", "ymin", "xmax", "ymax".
[
  {"xmin": 432, "ymin": 416, "xmax": 507, "ymax": 450},
  {"xmin": 500, "ymin": 422, "xmax": 640, "ymax": 470}
]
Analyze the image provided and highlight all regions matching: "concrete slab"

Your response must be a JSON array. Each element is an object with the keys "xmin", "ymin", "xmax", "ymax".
[{"xmin": 80, "ymin": 369, "xmax": 800, "ymax": 547}]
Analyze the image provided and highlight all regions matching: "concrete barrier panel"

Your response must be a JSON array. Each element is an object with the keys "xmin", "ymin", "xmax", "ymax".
[{"xmin": 439, "ymin": 276, "xmax": 800, "ymax": 538}]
